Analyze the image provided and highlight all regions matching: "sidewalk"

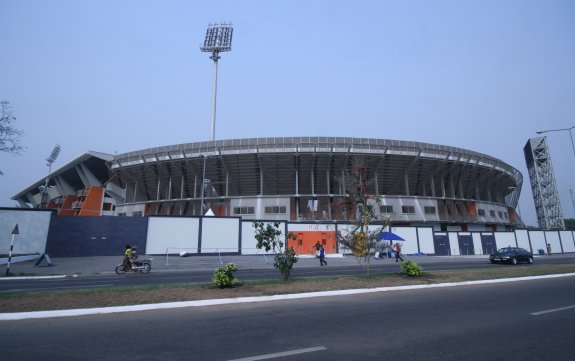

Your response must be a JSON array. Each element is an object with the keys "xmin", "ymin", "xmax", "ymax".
[
  {"xmin": 0, "ymin": 254, "xmax": 355, "ymax": 277},
  {"xmin": 0, "ymin": 253, "xmax": 495, "ymax": 278}
]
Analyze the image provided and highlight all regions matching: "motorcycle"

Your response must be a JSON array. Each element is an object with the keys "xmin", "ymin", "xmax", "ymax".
[{"xmin": 115, "ymin": 256, "xmax": 152, "ymax": 274}]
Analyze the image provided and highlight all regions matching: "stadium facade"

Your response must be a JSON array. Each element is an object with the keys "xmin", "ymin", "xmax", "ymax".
[{"xmin": 12, "ymin": 137, "xmax": 523, "ymax": 232}]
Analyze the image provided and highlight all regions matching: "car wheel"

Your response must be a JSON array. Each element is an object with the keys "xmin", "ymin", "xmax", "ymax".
[
  {"xmin": 511, "ymin": 258, "xmax": 517, "ymax": 265},
  {"xmin": 490, "ymin": 260, "xmax": 496, "ymax": 264},
  {"xmin": 527, "ymin": 257, "xmax": 533, "ymax": 264}
]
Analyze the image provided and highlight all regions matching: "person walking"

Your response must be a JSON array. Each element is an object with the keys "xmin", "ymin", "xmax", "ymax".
[
  {"xmin": 394, "ymin": 242, "xmax": 404, "ymax": 262},
  {"xmin": 319, "ymin": 244, "xmax": 327, "ymax": 266},
  {"xmin": 546, "ymin": 243, "xmax": 552, "ymax": 255}
]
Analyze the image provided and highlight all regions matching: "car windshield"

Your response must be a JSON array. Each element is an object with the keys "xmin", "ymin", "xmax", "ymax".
[{"xmin": 497, "ymin": 248, "xmax": 515, "ymax": 254}]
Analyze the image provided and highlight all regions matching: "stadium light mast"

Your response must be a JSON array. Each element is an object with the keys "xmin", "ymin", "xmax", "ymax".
[
  {"xmin": 200, "ymin": 22, "xmax": 233, "ymax": 141},
  {"xmin": 536, "ymin": 126, "xmax": 575, "ymax": 161},
  {"xmin": 40, "ymin": 144, "xmax": 61, "ymax": 208},
  {"xmin": 524, "ymin": 137, "xmax": 564, "ymax": 229}
]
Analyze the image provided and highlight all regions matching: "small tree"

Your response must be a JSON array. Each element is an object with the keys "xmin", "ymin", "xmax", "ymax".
[
  {"xmin": 334, "ymin": 164, "xmax": 389, "ymax": 276},
  {"xmin": 0, "ymin": 101, "xmax": 24, "ymax": 175},
  {"xmin": 253, "ymin": 221, "xmax": 298, "ymax": 281}
]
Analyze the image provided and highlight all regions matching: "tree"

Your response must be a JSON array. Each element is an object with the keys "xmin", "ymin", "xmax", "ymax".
[
  {"xmin": 564, "ymin": 218, "xmax": 575, "ymax": 231},
  {"xmin": 252, "ymin": 221, "xmax": 298, "ymax": 281},
  {"xmin": 0, "ymin": 101, "xmax": 24, "ymax": 175},
  {"xmin": 333, "ymin": 163, "xmax": 389, "ymax": 276}
]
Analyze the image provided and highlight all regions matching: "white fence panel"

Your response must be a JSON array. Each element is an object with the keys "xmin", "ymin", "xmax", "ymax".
[
  {"xmin": 417, "ymin": 227, "xmax": 435, "ymax": 255},
  {"xmin": 201, "ymin": 217, "xmax": 240, "ymax": 253},
  {"xmin": 146, "ymin": 217, "xmax": 199, "ymax": 255},
  {"xmin": 544, "ymin": 231, "xmax": 561, "ymax": 255},
  {"xmin": 390, "ymin": 227, "xmax": 418, "ymax": 254},
  {"xmin": 559, "ymin": 231, "xmax": 575, "ymax": 253},
  {"xmin": 494, "ymin": 232, "xmax": 516, "ymax": 250},
  {"xmin": 529, "ymin": 231, "xmax": 547, "ymax": 255},
  {"xmin": 515, "ymin": 230, "xmax": 530, "ymax": 251},
  {"xmin": 448, "ymin": 232, "xmax": 459, "ymax": 255},
  {"xmin": 241, "ymin": 221, "xmax": 287, "ymax": 255}
]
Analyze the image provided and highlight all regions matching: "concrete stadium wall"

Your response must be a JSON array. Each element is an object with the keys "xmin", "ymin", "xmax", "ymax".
[
  {"xmin": 45, "ymin": 216, "xmax": 148, "ymax": 257},
  {"xmin": 3, "ymin": 209, "xmax": 575, "ymax": 258},
  {"xmin": 0, "ymin": 209, "xmax": 52, "ymax": 255}
]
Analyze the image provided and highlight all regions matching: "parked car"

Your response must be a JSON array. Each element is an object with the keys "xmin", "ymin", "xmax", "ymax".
[{"xmin": 489, "ymin": 247, "xmax": 534, "ymax": 265}]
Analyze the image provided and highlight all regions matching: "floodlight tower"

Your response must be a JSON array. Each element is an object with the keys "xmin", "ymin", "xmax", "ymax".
[
  {"xmin": 524, "ymin": 137, "xmax": 565, "ymax": 229},
  {"xmin": 201, "ymin": 22, "xmax": 233, "ymax": 141},
  {"xmin": 40, "ymin": 144, "xmax": 61, "ymax": 208}
]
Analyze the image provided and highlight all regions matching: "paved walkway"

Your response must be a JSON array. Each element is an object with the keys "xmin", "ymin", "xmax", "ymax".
[{"xmin": 0, "ymin": 253, "xmax": 492, "ymax": 278}]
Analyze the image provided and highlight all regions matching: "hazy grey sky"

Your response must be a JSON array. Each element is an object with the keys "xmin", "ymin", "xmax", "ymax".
[{"xmin": 1, "ymin": 0, "xmax": 574, "ymax": 227}]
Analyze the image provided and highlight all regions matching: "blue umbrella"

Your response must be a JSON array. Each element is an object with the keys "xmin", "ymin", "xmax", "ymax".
[{"xmin": 379, "ymin": 231, "xmax": 405, "ymax": 241}]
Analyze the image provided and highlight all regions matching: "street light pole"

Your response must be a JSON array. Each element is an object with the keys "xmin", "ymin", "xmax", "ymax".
[
  {"xmin": 570, "ymin": 189, "xmax": 575, "ymax": 216},
  {"xmin": 200, "ymin": 155, "xmax": 207, "ymax": 215},
  {"xmin": 536, "ymin": 125, "xmax": 575, "ymax": 160},
  {"xmin": 201, "ymin": 23, "xmax": 233, "ymax": 142}
]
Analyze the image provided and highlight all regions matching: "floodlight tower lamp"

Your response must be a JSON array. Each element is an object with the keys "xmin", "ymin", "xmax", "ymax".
[
  {"xmin": 536, "ymin": 126, "xmax": 575, "ymax": 161},
  {"xmin": 201, "ymin": 22, "xmax": 233, "ymax": 142},
  {"xmin": 41, "ymin": 144, "xmax": 61, "ymax": 208}
]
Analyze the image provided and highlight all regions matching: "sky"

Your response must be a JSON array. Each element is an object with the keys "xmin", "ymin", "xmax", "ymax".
[{"xmin": 1, "ymin": 0, "xmax": 574, "ymax": 227}]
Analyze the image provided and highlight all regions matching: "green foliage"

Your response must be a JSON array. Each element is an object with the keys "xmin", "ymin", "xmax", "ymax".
[
  {"xmin": 564, "ymin": 218, "xmax": 575, "ymax": 231},
  {"xmin": 253, "ymin": 221, "xmax": 298, "ymax": 280},
  {"xmin": 272, "ymin": 249, "xmax": 298, "ymax": 281},
  {"xmin": 334, "ymin": 164, "xmax": 388, "ymax": 276},
  {"xmin": 0, "ymin": 100, "xmax": 23, "ymax": 154},
  {"xmin": 213, "ymin": 263, "xmax": 239, "ymax": 288},
  {"xmin": 400, "ymin": 260, "xmax": 423, "ymax": 277}
]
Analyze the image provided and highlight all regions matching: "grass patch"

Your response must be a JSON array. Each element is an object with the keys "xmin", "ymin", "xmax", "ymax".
[{"xmin": 1, "ymin": 263, "xmax": 574, "ymax": 313}]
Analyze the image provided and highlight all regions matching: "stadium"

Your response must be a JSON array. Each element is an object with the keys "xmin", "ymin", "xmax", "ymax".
[{"xmin": 12, "ymin": 136, "xmax": 522, "ymax": 232}]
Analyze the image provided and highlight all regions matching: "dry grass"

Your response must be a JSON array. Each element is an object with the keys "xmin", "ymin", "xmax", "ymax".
[{"xmin": 1, "ymin": 263, "xmax": 574, "ymax": 313}]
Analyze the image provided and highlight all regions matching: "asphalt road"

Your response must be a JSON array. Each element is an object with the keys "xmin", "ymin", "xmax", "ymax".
[
  {"xmin": 1, "ymin": 254, "xmax": 573, "ymax": 293},
  {"xmin": 1, "ymin": 275, "xmax": 574, "ymax": 360}
]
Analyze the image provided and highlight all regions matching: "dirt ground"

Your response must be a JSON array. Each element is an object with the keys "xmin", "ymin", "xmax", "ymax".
[{"xmin": 1, "ymin": 264, "xmax": 574, "ymax": 313}]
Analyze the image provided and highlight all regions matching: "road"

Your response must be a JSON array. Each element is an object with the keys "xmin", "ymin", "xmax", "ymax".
[
  {"xmin": 1, "ymin": 275, "xmax": 574, "ymax": 360},
  {"xmin": 1, "ymin": 254, "xmax": 573, "ymax": 293}
]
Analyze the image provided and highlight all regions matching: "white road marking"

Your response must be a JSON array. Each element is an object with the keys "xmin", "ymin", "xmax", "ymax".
[
  {"xmin": 0, "ymin": 275, "xmax": 71, "ymax": 281},
  {"xmin": 227, "ymin": 346, "xmax": 327, "ymax": 361},
  {"xmin": 0, "ymin": 284, "xmax": 115, "ymax": 293},
  {"xmin": 531, "ymin": 305, "xmax": 575, "ymax": 316}
]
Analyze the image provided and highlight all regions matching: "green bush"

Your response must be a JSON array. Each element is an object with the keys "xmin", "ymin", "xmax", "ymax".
[
  {"xmin": 213, "ymin": 263, "xmax": 239, "ymax": 288},
  {"xmin": 400, "ymin": 260, "xmax": 423, "ymax": 277},
  {"xmin": 252, "ymin": 221, "xmax": 299, "ymax": 280}
]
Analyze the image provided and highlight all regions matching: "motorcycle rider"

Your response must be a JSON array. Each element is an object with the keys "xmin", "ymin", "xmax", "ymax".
[{"xmin": 124, "ymin": 245, "xmax": 133, "ymax": 268}]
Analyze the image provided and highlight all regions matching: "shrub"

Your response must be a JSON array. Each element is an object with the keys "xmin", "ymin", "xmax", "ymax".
[
  {"xmin": 213, "ymin": 263, "xmax": 239, "ymax": 288},
  {"xmin": 252, "ymin": 221, "xmax": 298, "ymax": 280},
  {"xmin": 400, "ymin": 260, "xmax": 423, "ymax": 277}
]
